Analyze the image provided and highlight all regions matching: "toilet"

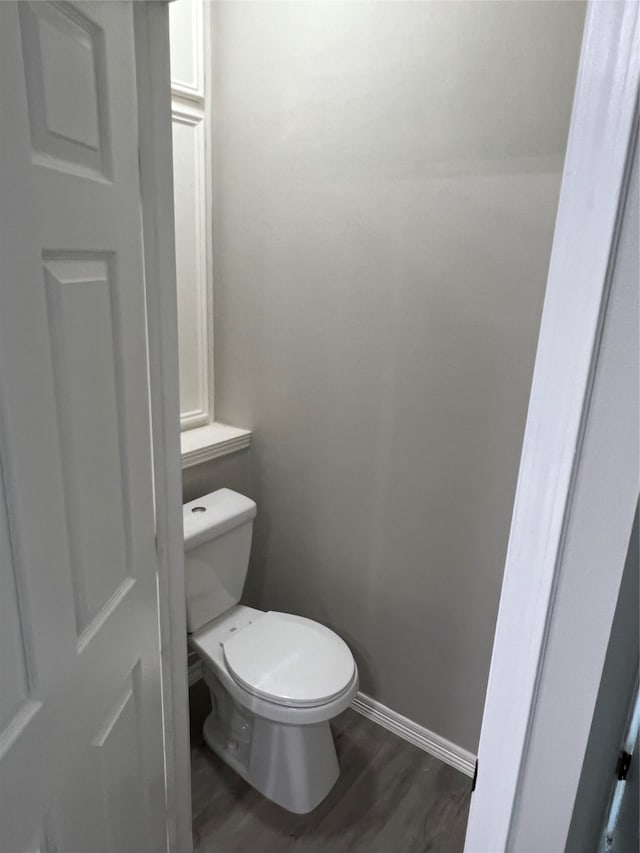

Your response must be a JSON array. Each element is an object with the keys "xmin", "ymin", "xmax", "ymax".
[{"xmin": 184, "ymin": 488, "xmax": 359, "ymax": 814}]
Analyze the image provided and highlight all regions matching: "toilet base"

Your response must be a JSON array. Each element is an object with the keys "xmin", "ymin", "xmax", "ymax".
[{"xmin": 202, "ymin": 678, "xmax": 340, "ymax": 813}]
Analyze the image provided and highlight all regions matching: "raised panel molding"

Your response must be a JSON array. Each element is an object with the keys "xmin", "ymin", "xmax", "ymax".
[
  {"xmin": 171, "ymin": 105, "xmax": 211, "ymax": 429},
  {"xmin": 18, "ymin": 1, "xmax": 111, "ymax": 180},
  {"xmin": 169, "ymin": 0, "xmax": 214, "ymax": 432},
  {"xmin": 169, "ymin": 0, "xmax": 204, "ymax": 102},
  {"xmin": 43, "ymin": 253, "xmax": 132, "ymax": 641}
]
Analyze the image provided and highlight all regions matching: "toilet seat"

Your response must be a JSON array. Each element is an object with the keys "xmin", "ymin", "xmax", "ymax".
[
  {"xmin": 223, "ymin": 611, "xmax": 356, "ymax": 708},
  {"xmin": 190, "ymin": 605, "xmax": 359, "ymax": 725}
]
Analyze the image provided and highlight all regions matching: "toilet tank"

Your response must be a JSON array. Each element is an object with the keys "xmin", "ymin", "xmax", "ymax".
[{"xmin": 183, "ymin": 489, "xmax": 257, "ymax": 632}]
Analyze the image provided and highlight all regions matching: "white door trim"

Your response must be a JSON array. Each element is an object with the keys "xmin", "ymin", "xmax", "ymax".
[
  {"xmin": 134, "ymin": 5, "xmax": 192, "ymax": 852},
  {"xmin": 464, "ymin": 2, "xmax": 640, "ymax": 851}
]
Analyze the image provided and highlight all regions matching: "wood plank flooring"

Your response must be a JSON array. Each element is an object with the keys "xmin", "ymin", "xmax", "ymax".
[{"xmin": 191, "ymin": 708, "xmax": 472, "ymax": 853}]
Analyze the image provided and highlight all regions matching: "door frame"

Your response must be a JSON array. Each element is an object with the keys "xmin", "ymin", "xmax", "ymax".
[
  {"xmin": 134, "ymin": 4, "xmax": 192, "ymax": 852},
  {"xmin": 464, "ymin": 1, "xmax": 640, "ymax": 851}
]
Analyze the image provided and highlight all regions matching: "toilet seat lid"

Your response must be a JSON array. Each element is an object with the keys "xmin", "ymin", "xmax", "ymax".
[{"xmin": 222, "ymin": 611, "xmax": 355, "ymax": 707}]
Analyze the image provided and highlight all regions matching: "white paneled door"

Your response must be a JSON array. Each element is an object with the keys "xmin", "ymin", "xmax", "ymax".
[{"xmin": 0, "ymin": 3, "xmax": 168, "ymax": 851}]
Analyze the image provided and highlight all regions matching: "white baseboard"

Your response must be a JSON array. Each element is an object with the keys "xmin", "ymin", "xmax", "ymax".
[
  {"xmin": 351, "ymin": 692, "xmax": 476, "ymax": 778},
  {"xmin": 187, "ymin": 663, "xmax": 475, "ymax": 779}
]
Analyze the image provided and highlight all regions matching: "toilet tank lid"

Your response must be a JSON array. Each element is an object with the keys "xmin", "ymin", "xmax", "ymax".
[{"xmin": 183, "ymin": 489, "xmax": 256, "ymax": 550}]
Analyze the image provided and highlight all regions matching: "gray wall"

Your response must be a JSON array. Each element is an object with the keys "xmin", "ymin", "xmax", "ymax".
[{"xmin": 186, "ymin": 0, "xmax": 584, "ymax": 752}]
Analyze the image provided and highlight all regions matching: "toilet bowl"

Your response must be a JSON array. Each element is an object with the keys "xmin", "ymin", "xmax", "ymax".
[{"xmin": 184, "ymin": 489, "xmax": 358, "ymax": 813}]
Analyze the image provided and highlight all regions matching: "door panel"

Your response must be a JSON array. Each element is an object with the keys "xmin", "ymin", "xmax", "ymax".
[
  {"xmin": 0, "ymin": 3, "xmax": 167, "ymax": 850},
  {"xmin": 44, "ymin": 253, "xmax": 131, "ymax": 639},
  {"xmin": 19, "ymin": 0, "xmax": 112, "ymax": 180}
]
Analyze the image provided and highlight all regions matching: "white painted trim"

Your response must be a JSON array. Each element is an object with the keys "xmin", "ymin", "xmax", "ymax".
[
  {"xmin": 509, "ymin": 122, "xmax": 638, "ymax": 853},
  {"xmin": 133, "ymin": 5, "xmax": 192, "ymax": 852},
  {"xmin": 169, "ymin": 0, "xmax": 204, "ymax": 103},
  {"xmin": 352, "ymin": 693, "xmax": 476, "ymax": 778},
  {"xmin": 203, "ymin": 0, "xmax": 215, "ymax": 427},
  {"xmin": 184, "ymin": 671, "xmax": 475, "ymax": 778},
  {"xmin": 180, "ymin": 409, "xmax": 210, "ymax": 432},
  {"xmin": 170, "ymin": 100, "xmax": 212, "ymax": 429},
  {"xmin": 169, "ymin": 1, "xmax": 214, "ymax": 431},
  {"xmin": 464, "ymin": 4, "xmax": 640, "ymax": 852},
  {"xmin": 180, "ymin": 421, "xmax": 252, "ymax": 469}
]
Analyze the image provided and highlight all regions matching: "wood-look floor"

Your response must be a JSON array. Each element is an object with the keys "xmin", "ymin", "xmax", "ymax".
[{"xmin": 191, "ymin": 708, "xmax": 472, "ymax": 853}]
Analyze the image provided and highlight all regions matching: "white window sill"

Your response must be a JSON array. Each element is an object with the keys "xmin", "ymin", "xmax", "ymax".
[{"xmin": 180, "ymin": 421, "xmax": 252, "ymax": 469}]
